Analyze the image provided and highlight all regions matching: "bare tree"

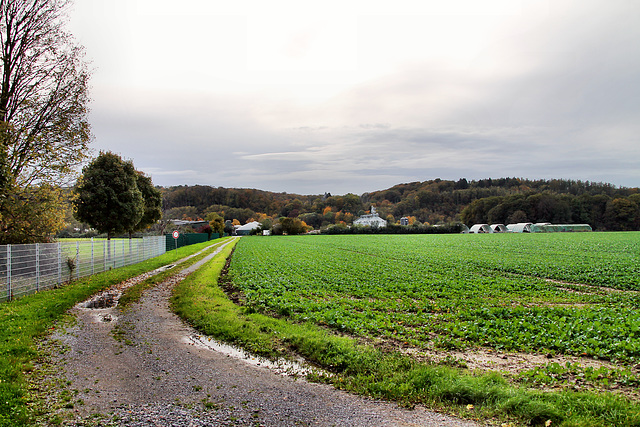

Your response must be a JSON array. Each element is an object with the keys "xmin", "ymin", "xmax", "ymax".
[
  {"xmin": 0, "ymin": 0, "xmax": 91, "ymax": 243},
  {"xmin": 0, "ymin": 0, "xmax": 91, "ymax": 187}
]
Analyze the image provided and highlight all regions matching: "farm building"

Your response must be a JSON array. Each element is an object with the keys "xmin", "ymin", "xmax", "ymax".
[
  {"xmin": 491, "ymin": 224, "xmax": 509, "ymax": 233},
  {"xmin": 507, "ymin": 223, "xmax": 533, "ymax": 233},
  {"xmin": 353, "ymin": 206, "xmax": 387, "ymax": 228},
  {"xmin": 530, "ymin": 224, "xmax": 592, "ymax": 233},
  {"xmin": 470, "ymin": 224, "xmax": 493, "ymax": 233},
  {"xmin": 235, "ymin": 221, "xmax": 261, "ymax": 236}
]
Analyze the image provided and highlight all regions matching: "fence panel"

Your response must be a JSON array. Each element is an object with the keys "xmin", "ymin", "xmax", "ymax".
[{"xmin": 0, "ymin": 236, "xmax": 166, "ymax": 302}]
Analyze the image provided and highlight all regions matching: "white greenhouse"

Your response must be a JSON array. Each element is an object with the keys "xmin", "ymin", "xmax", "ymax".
[
  {"xmin": 506, "ymin": 222, "xmax": 533, "ymax": 233},
  {"xmin": 529, "ymin": 223, "xmax": 592, "ymax": 233},
  {"xmin": 491, "ymin": 224, "xmax": 510, "ymax": 233},
  {"xmin": 469, "ymin": 224, "xmax": 493, "ymax": 233}
]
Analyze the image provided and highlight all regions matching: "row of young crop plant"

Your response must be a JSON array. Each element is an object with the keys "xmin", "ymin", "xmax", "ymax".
[
  {"xmin": 228, "ymin": 233, "xmax": 640, "ymax": 363},
  {"xmin": 449, "ymin": 232, "xmax": 640, "ymax": 290}
]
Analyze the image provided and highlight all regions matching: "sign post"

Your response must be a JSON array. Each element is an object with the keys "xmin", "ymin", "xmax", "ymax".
[{"xmin": 172, "ymin": 230, "xmax": 179, "ymax": 250}]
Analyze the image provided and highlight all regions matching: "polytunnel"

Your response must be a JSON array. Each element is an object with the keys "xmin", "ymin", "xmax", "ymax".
[
  {"xmin": 506, "ymin": 223, "xmax": 533, "ymax": 233},
  {"xmin": 469, "ymin": 224, "xmax": 493, "ymax": 233}
]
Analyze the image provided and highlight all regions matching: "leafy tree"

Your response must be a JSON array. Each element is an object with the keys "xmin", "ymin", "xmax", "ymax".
[
  {"xmin": 73, "ymin": 152, "xmax": 143, "ymax": 239},
  {"xmin": 507, "ymin": 210, "xmax": 528, "ymax": 224},
  {"xmin": 223, "ymin": 207, "xmax": 256, "ymax": 223},
  {"xmin": 0, "ymin": 184, "xmax": 66, "ymax": 243},
  {"xmin": 280, "ymin": 198, "xmax": 303, "ymax": 217},
  {"xmin": 299, "ymin": 212, "xmax": 322, "ymax": 229},
  {"xmin": 341, "ymin": 193, "xmax": 363, "ymax": 213},
  {"xmin": 604, "ymin": 198, "xmax": 639, "ymax": 231},
  {"xmin": 279, "ymin": 217, "xmax": 308, "ymax": 235},
  {"xmin": 130, "ymin": 171, "xmax": 162, "ymax": 235},
  {"xmin": 205, "ymin": 212, "xmax": 225, "ymax": 236},
  {"xmin": 0, "ymin": 0, "xmax": 92, "ymax": 243}
]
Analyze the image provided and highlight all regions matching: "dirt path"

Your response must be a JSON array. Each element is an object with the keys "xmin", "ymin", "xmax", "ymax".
[{"xmin": 44, "ymin": 242, "xmax": 480, "ymax": 426}]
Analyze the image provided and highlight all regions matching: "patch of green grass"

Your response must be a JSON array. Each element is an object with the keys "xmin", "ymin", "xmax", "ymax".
[
  {"xmin": 172, "ymin": 237, "xmax": 640, "ymax": 427},
  {"xmin": 517, "ymin": 361, "xmax": 640, "ymax": 391},
  {"xmin": 118, "ymin": 238, "xmax": 232, "ymax": 309},
  {"xmin": 0, "ymin": 238, "xmax": 225, "ymax": 427},
  {"xmin": 201, "ymin": 398, "xmax": 219, "ymax": 411}
]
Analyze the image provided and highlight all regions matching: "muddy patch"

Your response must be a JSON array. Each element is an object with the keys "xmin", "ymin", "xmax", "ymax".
[
  {"xmin": 406, "ymin": 346, "xmax": 622, "ymax": 375},
  {"xmin": 75, "ymin": 266, "xmax": 170, "ymax": 325},
  {"xmin": 185, "ymin": 334, "xmax": 321, "ymax": 377},
  {"xmin": 545, "ymin": 278, "xmax": 639, "ymax": 294},
  {"xmin": 84, "ymin": 291, "xmax": 120, "ymax": 309}
]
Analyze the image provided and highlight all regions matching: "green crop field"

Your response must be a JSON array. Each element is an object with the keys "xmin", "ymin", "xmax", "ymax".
[{"xmin": 229, "ymin": 232, "xmax": 640, "ymax": 366}]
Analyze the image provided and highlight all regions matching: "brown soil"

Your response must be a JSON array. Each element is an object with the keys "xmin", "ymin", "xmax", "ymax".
[{"xmin": 545, "ymin": 278, "xmax": 640, "ymax": 294}]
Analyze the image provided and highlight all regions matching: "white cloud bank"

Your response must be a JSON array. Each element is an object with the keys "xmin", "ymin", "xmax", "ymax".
[{"xmin": 69, "ymin": 0, "xmax": 640, "ymax": 194}]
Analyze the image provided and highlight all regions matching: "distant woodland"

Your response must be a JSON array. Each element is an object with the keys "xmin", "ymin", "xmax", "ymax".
[{"xmin": 160, "ymin": 178, "xmax": 640, "ymax": 232}]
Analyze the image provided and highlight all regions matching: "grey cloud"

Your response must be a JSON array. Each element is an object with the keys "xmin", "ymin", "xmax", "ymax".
[{"xmin": 83, "ymin": 1, "xmax": 639, "ymax": 195}]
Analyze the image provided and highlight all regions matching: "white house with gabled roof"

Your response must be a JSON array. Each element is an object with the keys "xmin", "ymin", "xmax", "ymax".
[{"xmin": 353, "ymin": 206, "xmax": 387, "ymax": 228}]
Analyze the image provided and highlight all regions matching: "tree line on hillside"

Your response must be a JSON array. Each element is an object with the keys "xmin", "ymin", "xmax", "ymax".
[
  {"xmin": 160, "ymin": 178, "xmax": 640, "ymax": 232},
  {"xmin": 461, "ymin": 192, "xmax": 640, "ymax": 231}
]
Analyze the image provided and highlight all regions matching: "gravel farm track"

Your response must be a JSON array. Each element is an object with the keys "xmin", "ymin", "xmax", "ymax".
[{"xmin": 38, "ymin": 240, "xmax": 480, "ymax": 427}]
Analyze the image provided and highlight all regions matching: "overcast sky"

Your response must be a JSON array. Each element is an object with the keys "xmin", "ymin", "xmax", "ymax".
[{"xmin": 68, "ymin": 0, "xmax": 639, "ymax": 195}]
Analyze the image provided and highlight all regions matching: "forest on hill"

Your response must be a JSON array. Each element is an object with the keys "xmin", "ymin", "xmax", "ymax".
[{"xmin": 160, "ymin": 178, "xmax": 640, "ymax": 232}]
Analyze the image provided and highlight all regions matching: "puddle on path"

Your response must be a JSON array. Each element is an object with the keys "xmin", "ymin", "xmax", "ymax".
[
  {"xmin": 84, "ymin": 291, "xmax": 120, "ymax": 308},
  {"xmin": 186, "ymin": 334, "xmax": 321, "ymax": 378}
]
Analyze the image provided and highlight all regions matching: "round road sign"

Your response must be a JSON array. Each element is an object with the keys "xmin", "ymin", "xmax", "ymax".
[{"xmin": 172, "ymin": 230, "xmax": 179, "ymax": 239}]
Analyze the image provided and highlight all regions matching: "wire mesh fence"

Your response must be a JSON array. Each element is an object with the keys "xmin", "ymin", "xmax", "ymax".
[{"xmin": 0, "ymin": 236, "xmax": 166, "ymax": 302}]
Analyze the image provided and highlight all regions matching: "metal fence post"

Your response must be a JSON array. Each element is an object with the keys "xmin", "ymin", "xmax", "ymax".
[
  {"xmin": 91, "ymin": 238, "xmax": 95, "ymax": 275},
  {"xmin": 57, "ymin": 242, "xmax": 62, "ymax": 286},
  {"xmin": 76, "ymin": 242, "xmax": 80, "ymax": 280},
  {"xmin": 6, "ymin": 245, "xmax": 11, "ymax": 301},
  {"xmin": 35, "ymin": 243, "xmax": 40, "ymax": 292}
]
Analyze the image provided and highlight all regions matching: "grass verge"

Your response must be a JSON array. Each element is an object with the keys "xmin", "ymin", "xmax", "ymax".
[
  {"xmin": 117, "ymin": 237, "xmax": 233, "ymax": 308},
  {"xmin": 172, "ymin": 244, "xmax": 640, "ymax": 427},
  {"xmin": 0, "ymin": 238, "xmax": 226, "ymax": 427}
]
